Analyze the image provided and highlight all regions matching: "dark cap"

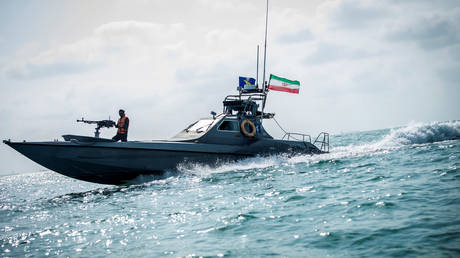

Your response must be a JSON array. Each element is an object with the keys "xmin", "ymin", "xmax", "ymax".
[{"xmin": 119, "ymin": 109, "xmax": 125, "ymax": 113}]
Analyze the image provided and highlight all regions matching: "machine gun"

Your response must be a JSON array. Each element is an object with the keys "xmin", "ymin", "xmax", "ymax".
[{"xmin": 77, "ymin": 118, "xmax": 116, "ymax": 138}]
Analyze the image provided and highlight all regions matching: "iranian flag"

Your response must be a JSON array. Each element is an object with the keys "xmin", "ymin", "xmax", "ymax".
[{"xmin": 268, "ymin": 74, "xmax": 300, "ymax": 94}]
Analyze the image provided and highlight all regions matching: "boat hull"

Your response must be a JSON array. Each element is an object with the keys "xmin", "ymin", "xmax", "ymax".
[
  {"xmin": 4, "ymin": 141, "xmax": 253, "ymax": 184},
  {"xmin": 4, "ymin": 137, "xmax": 322, "ymax": 184}
]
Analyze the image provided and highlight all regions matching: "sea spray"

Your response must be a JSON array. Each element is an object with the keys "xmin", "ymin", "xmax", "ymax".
[{"xmin": 382, "ymin": 120, "xmax": 460, "ymax": 145}]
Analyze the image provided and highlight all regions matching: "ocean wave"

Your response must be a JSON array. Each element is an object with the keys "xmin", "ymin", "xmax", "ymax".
[
  {"xmin": 292, "ymin": 121, "xmax": 459, "ymax": 164},
  {"xmin": 381, "ymin": 120, "xmax": 460, "ymax": 146},
  {"xmin": 336, "ymin": 120, "xmax": 460, "ymax": 152}
]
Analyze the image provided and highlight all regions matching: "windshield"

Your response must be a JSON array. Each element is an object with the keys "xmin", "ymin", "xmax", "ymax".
[{"xmin": 186, "ymin": 119, "xmax": 215, "ymax": 133}]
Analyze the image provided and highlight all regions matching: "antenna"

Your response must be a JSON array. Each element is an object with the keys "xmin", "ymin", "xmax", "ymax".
[
  {"xmin": 262, "ymin": 0, "xmax": 269, "ymax": 91},
  {"xmin": 256, "ymin": 45, "xmax": 259, "ymax": 87},
  {"xmin": 261, "ymin": 0, "xmax": 269, "ymax": 118}
]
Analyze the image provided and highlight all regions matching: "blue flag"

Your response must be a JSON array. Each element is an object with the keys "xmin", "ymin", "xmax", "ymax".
[{"xmin": 239, "ymin": 76, "xmax": 256, "ymax": 90}]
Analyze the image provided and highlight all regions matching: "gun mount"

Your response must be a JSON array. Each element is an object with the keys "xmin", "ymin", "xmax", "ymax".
[{"xmin": 77, "ymin": 118, "xmax": 116, "ymax": 138}]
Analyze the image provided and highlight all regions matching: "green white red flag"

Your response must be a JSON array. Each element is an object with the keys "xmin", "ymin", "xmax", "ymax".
[{"xmin": 268, "ymin": 74, "xmax": 300, "ymax": 94}]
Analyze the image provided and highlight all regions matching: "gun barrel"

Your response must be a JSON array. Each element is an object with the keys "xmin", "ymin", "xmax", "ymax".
[
  {"xmin": 77, "ymin": 118, "xmax": 115, "ymax": 127},
  {"xmin": 77, "ymin": 119, "xmax": 98, "ymax": 124}
]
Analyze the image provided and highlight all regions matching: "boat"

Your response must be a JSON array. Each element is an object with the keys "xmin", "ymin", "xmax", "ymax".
[
  {"xmin": 3, "ymin": 1, "xmax": 329, "ymax": 185},
  {"xmin": 4, "ymin": 90, "xmax": 329, "ymax": 184}
]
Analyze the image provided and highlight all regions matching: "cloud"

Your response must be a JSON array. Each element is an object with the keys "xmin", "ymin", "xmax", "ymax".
[
  {"xmin": 4, "ymin": 21, "xmax": 185, "ymax": 80},
  {"xmin": 276, "ymin": 29, "xmax": 314, "ymax": 44},
  {"xmin": 94, "ymin": 21, "xmax": 185, "ymax": 46},
  {"xmin": 386, "ymin": 12, "xmax": 460, "ymax": 50},
  {"xmin": 197, "ymin": 0, "xmax": 256, "ymax": 11},
  {"xmin": 327, "ymin": 0, "xmax": 390, "ymax": 29},
  {"xmin": 5, "ymin": 61, "xmax": 102, "ymax": 80},
  {"xmin": 438, "ymin": 65, "xmax": 460, "ymax": 84},
  {"xmin": 303, "ymin": 42, "xmax": 374, "ymax": 64}
]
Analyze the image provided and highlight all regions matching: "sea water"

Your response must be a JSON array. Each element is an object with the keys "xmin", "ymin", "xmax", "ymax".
[{"xmin": 1, "ymin": 121, "xmax": 459, "ymax": 257}]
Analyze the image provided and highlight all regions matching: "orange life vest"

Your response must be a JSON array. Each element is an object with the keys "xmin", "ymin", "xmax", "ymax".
[{"xmin": 117, "ymin": 116, "xmax": 128, "ymax": 134}]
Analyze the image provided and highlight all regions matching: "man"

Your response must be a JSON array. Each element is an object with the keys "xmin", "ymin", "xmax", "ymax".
[{"xmin": 112, "ymin": 109, "xmax": 129, "ymax": 142}]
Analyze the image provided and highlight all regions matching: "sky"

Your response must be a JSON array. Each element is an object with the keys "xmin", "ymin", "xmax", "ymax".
[{"xmin": 1, "ymin": 0, "xmax": 459, "ymax": 173}]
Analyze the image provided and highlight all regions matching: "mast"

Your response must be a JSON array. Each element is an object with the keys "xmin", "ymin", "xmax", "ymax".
[
  {"xmin": 262, "ymin": 0, "xmax": 269, "ymax": 92},
  {"xmin": 261, "ymin": 0, "xmax": 269, "ymax": 117}
]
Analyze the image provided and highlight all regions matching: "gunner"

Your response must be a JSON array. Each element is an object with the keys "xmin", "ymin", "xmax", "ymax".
[{"xmin": 112, "ymin": 109, "xmax": 129, "ymax": 142}]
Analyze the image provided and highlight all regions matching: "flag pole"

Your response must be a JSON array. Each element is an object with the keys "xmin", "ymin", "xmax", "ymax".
[{"xmin": 261, "ymin": 0, "xmax": 269, "ymax": 118}]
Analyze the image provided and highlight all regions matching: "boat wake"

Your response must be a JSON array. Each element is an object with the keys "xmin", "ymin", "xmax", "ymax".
[
  {"xmin": 176, "ymin": 120, "xmax": 460, "ymax": 177},
  {"xmin": 124, "ymin": 171, "xmax": 179, "ymax": 185}
]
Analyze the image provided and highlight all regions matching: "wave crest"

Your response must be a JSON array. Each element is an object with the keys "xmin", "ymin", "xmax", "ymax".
[
  {"xmin": 329, "ymin": 120, "xmax": 460, "ymax": 161},
  {"xmin": 381, "ymin": 120, "xmax": 460, "ymax": 146}
]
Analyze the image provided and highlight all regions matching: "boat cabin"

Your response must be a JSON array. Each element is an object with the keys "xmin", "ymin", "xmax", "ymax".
[{"xmin": 171, "ymin": 92, "xmax": 274, "ymax": 143}]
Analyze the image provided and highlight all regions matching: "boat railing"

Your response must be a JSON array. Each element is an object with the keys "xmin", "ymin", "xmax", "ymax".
[
  {"xmin": 282, "ymin": 132, "xmax": 312, "ymax": 144},
  {"xmin": 223, "ymin": 93, "xmax": 265, "ymax": 116},
  {"xmin": 313, "ymin": 132, "xmax": 330, "ymax": 153},
  {"xmin": 223, "ymin": 93, "xmax": 266, "ymax": 102}
]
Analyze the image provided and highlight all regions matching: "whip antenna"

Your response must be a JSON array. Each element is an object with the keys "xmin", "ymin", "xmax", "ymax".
[
  {"xmin": 256, "ymin": 45, "xmax": 260, "ymax": 87},
  {"xmin": 262, "ymin": 0, "xmax": 269, "ymax": 92},
  {"xmin": 260, "ymin": 0, "xmax": 270, "ymax": 121}
]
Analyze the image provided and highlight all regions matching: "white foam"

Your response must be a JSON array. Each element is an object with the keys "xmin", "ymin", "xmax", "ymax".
[
  {"xmin": 381, "ymin": 120, "xmax": 460, "ymax": 146},
  {"xmin": 291, "ymin": 120, "xmax": 460, "ymax": 165},
  {"xmin": 177, "ymin": 155, "xmax": 287, "ymax": 177}
]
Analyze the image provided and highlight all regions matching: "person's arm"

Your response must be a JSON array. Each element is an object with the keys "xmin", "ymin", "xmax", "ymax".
[{"xmin": 124, "ymin": 118, "xmax": 129, "ymax": 130}]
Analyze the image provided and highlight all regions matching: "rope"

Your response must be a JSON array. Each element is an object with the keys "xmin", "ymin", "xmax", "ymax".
[
  {"xmin": 272, "ymin": 117, "xmax": 288, "ymax": 134},
  {"xmin": 272, "ymin": 117, "xmax": 305, "ymax": 142}
]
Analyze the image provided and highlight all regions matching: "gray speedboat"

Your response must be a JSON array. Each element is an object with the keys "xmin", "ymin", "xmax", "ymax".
[
  {"xmin": 4, "ymin": 1, "xmax": 329, "ymax": 185},
  {"xmin": 4, "ymin": 91, "xmax": 329, "ymax": 184}
]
